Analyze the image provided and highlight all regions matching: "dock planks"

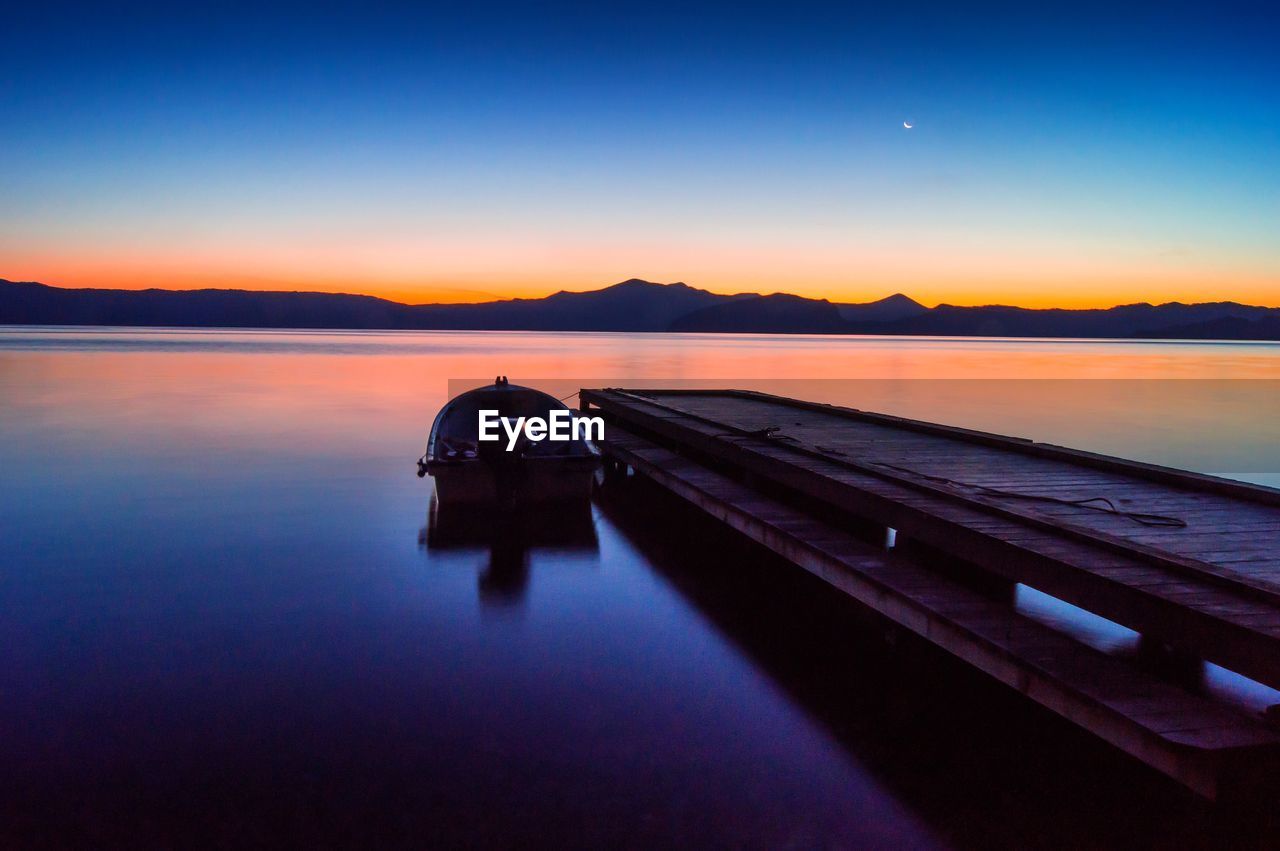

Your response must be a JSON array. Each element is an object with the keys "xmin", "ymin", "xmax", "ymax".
[{"xmin": 583, "ymin": 388, "xmax": 1280, "ymax": 800}]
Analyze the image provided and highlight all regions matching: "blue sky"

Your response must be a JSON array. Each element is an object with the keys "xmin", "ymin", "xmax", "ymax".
[{"xmin": 2, "ymin": 1, "xmax": 1277, "ymax": 305}]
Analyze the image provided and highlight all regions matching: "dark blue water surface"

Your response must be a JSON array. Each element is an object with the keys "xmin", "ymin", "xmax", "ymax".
[{"xmin": 4, "ymin": 329, "xmax": 1278, "ymax": 847}]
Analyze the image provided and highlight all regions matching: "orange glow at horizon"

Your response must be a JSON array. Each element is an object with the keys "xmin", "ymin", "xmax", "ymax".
[{"xmin": 5, "ymin": 251, "xmax": 1278, "ymax": 310}]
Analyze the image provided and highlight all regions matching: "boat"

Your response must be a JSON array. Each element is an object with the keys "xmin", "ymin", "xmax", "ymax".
[{"xmin": 417, "ymin": 377, "xmax": 601, "ymax": 505}]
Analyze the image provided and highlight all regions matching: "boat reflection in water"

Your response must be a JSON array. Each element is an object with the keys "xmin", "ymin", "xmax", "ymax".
[{"xmin": 418, "ymin": 493, "xmax": 599, "ymax": 606}]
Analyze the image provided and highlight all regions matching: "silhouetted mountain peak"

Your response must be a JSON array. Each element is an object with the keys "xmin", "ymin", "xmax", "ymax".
[
  {"xmin": 763, "ymin": 292, "xmax": 829, "ymax": 303},
  {"xmin": 547, "ymin": 279, "xmax": 702, "ymax": 299},
  {"xmin": 836, "ymin": 291, "xmax": 928, "ymax": 323},
  {"xmin": 607, "ymin": 278, "xmax": 698, "ymax": 292}
]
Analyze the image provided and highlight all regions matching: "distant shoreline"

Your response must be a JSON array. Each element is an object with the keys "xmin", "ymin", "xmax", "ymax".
[
  {"xmin": 4, "ymin": 278, "xmax": 1280, "ymax": 341},
  {"xmin": 10, "ymin": 323, "xmax": 1280, "ymax": 342}
]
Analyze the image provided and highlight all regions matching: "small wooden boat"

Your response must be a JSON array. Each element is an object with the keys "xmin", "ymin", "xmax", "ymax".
[{"xmin": 417, "ymin": 377, "xmax": 600, "ymax": 505}]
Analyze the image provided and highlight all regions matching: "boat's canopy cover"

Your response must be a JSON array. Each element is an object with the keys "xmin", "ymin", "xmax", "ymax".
[{"xmin": 430, "ymin": 383, "xmax": 594, "ymax": 458}]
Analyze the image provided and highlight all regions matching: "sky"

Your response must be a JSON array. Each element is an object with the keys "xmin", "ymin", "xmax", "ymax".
[{"xmin": 1, "ymin": 1, "xmax": 1277, "ymax": 308}]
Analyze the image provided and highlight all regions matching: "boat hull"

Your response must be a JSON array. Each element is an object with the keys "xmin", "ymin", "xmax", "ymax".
[
  {"xmin": 429, "ymin": 457, "xmax": 598, "ymax": 506},
  {"xmin": 419, "ymin": 379, "xmax": 601, "ymax": 507}
]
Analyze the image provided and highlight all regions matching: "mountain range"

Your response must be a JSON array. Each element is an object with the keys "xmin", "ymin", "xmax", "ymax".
[{"xmin": 3, "ymin": 277, "xmax": 1278, "ymax": 340}]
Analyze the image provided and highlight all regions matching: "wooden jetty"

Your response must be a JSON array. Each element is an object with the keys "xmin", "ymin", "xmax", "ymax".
[{"xmin": 579, "ymin": 388, "xmax": 1280, "ymax": 803}]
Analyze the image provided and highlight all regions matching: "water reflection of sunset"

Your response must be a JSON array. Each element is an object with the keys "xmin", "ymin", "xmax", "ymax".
[{"xmin": 4, "ymin": 330, "xmax": 1277, "ymax": 480}]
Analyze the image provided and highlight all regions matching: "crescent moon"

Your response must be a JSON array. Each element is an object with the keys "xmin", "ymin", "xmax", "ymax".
[{"xmin": 903, "ymin": 121, "xmax": 913, "ymax": 129}]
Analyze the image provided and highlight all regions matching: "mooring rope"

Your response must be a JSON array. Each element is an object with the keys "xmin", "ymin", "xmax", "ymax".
[
  {"xmin": 704, "ymin": 417, "xmax": 1188, "ymax": 527},
  {"xmin": 869, "ymin": 460, "xmax": 1188, "ymax": 528}
]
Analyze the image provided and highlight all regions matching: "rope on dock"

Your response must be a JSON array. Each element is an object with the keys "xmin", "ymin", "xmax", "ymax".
[
  {"xmin": 709, "ymin": 416, "xmax": 1187, "ymax": 527},
  {"xmin": 707, "ymin": 418, "xmax": 1188, "ymax": 527},
  {"xmin": 870, "ymin": 461, "xmax": 1188, "ymax": 528}
]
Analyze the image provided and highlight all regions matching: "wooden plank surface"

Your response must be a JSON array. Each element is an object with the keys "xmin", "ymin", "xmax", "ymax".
[
  {"xmin": 582, "ymin": 388, "xmax": 1280, "ymax": 690},
  {"xmin": 599, "ymin": 423, "xmax": 1280, "ymax": 800}
]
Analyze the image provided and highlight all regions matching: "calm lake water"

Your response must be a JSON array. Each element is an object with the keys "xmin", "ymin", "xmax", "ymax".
[{"xmin": 3, "ymin": 327, "xmax": 1279, "ymax": 847}]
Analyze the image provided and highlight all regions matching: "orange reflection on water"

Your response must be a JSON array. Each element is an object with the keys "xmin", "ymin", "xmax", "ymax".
[{"xmin": 2, "ymin": 329, "xmax": 1278, "ymax": 477}]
